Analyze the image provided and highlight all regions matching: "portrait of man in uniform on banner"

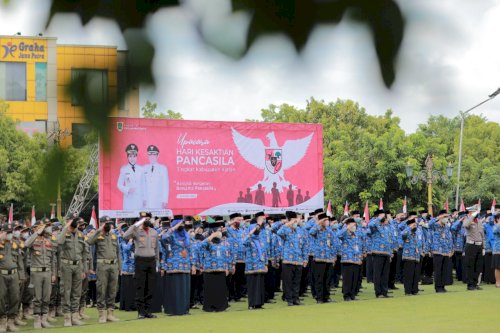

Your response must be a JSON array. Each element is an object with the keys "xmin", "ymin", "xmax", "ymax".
[
  {"xmin": 117, "ymin": 143, "xmax": 145, "ymax": 210},
  {"xmin": 143, "ymin": 145, "xmax": 169, "ymax": 209}
]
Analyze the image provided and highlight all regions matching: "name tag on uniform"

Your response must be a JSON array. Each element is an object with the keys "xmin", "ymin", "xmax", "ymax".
[
  {"xmin": 216, "ymin": 249, "xmax": 221, "ymax": 257},
  {"xmin": 354, "ymin": 245, "xmax": 359, "ymax": 252},
  {"xmin": 130, "ymin": 253, "xmax": 134, "ymax": 258},
  {"xmin": 327, "ymin": 239, "xmax": 331, "ymax": 247}
]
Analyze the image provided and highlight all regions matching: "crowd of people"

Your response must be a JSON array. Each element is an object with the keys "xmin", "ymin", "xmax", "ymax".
[{"xmin": 0, "ymin": 205, "xmax": 499, "ymax": 331}]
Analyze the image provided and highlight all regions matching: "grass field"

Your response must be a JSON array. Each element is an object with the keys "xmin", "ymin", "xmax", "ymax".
[{"xmin": 19, "ymin": 281, "xmax": 499, "ymax": 333}]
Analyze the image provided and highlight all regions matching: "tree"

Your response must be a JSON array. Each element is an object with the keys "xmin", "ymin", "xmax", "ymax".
[
  {"xmin": 141, "ymin": 101, "xmax": 183, "ymax": 119},
  {"xmin": 0, "ymin": 100, "xmax": 46, "ymax": 216}
]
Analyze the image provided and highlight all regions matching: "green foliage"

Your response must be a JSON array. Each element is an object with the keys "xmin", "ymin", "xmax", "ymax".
[
  {"xmin": 258, "ymin": 98, "xmax": 499, "ymax": 216},
  {"xmin": 141, "ymin": 100, "xmax": 183, "ymax": 119}
]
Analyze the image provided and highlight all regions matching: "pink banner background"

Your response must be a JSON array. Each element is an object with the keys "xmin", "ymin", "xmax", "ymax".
[{"xmin": 99, "ymin": 118, "xmax": 324, "ymax": 217}]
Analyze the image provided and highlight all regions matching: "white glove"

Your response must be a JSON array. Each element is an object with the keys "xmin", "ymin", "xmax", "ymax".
[
  {"xmin": 134, "ymin": 218, "xmax": 146, "ymax": 228},
  {"xmin": 482, "ymin": 249, "xmax": 485, "ymax": 256}
]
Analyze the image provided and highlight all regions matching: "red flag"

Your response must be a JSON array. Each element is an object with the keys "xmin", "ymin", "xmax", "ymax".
[
  {"xmin": 326, "ymin": 200, "xmax": 333, "ymax": 217},
  {"xmin": 460, "ymin": 198, "xmax": 465, "ymax": 212},
  {"xmin": 8, "ymin": 203, "xmax": 13, "ymax": 226},
  {"xmin": 30, "ymin": 206, "xmax": 36, "ymax": 227},
  {"xmin": 363, "ymin": 201, "xmax": 370, "ymax": 223},
  {"xmin": 343, "ymin": 201, "xmax": 349, "ymax": 216},
  {"xmin": 402, "ymin": 196, "xmax": 407, "ymax": 214},
  {"xmin": 89, "ymin": 206, "xmax": 98, "ymax": 229},
  {"xmin": 444, "ymin": 198, "xmax": 449, "ymax": 213},
  {"xmin": 379, "ymin": 198, "xmax": 384, "ymax": 210},
  {"xmin": 50, "ymin": 205, "xmax": 55, "ymax": 219},
  {"xmin": 492, "ymin": 198, "xmax": 497, "ymax": 212}
]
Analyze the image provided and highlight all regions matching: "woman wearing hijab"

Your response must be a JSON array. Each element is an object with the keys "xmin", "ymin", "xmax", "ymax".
[
  {"xmin": 160, "ymin": 215, "xmax": 191, "ymax": 316},
  {"xmin": 243, "ymin": 222, "xmax": 267, "ymax": 309}
]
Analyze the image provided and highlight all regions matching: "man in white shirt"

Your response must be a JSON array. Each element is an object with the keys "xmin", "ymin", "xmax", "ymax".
[
  {"xmin": 143, "ymin": 145, "xmax": 169, "ymax": 209},
  {"xmin": 117, "ymin": 144, "xmax": 144, "ymax": 210}
]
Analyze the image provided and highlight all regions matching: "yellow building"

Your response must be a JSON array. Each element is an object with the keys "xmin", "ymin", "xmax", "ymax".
[{"xmin": 0, "ymin": 35, "xmax": 139, "ymax": 147}]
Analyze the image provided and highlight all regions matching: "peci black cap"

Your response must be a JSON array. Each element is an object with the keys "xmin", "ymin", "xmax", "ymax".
[
  {"xmin": 147, "ymin": 145, "xmax": 159, "ymax": 155},
  {"xmin": 374, "ymin": 209, "xmax": 385, "ymax": 216},
  {"xmin": 351, "ymin": 210, "xmax": 360, "ymax": 215},
  {"xmin": 285, "ymin": 211, "xmax": 297, "ymax": 220},
  {"xmin": 437, "ymin": 210, "xmax": 448, "ymax": 216},
  {"xmin": 125, "ymin": 143, "xmax": 138, "ymax": 154},
  {"xmin": 255, "ymin": 212, "xmax": 265, "ymax": 218},
  {"xmin": 229, "ymin": 213, "xmax": 242, "ymax": 220},
  {"xmin": 317, "ymin": 213, "xmax": 328, "ymax": 221},
  {"xmin": 313, "ymin": 208, "xmax": 324, "ymax": 215}
]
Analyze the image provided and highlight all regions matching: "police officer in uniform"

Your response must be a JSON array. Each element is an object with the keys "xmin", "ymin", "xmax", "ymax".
[
  {"xmin": 87, "ymin": 216, "xmax": 121, "ymax": 323},
  {"xmin": 143, "ymin": 145, "xmax": 169, "ymax": 210},
  {"xmin": 117, "ymin": 144, "xmax": 145, "ymax": 211},
  {"xmin": 123, "ymin": 212, "xmax": 160, "ymax": 319},
  {"xmin": 0, "ymin": 223, "xmax": 24, "ymax": 333},
  {"xmin": 57, "ymin": 218, "xmax": 89, "ymax": 327},
  {"xmin": 25, "ymin": 220, "xmax": 57, "ymax": 329}
]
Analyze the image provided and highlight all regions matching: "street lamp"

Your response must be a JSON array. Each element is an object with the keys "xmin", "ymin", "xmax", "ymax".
[
  {"xmin": 406, "ymin": 154, "xmax": 453, "ymax": 216},
  {"xmin": 455, "ymin": 88, "xmax": 500, "ymax": 210}
]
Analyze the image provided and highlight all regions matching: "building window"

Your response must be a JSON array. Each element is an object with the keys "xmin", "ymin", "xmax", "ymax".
[
  {"xmin": 0, "ymin": 62, "xmax": 26, "ymax": 101},
  {"xmin": 72, "ymin": 123, "xmax": 92, "ymax": 148},
  {"xmin": 35, "ymin": 63, "xmax": 47, "ymax": 101},
  {"xmin": 117, "ymin": 66, "xmax": 127, "ymax": 110},
  {"xmin": 71, "ymin": 69, "xmax": 108, "ymax": 106}
]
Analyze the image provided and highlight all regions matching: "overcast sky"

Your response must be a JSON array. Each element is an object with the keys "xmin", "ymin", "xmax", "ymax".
[{"xmin": 0, "ymin": 0, "xmax": 499, "ymax": 132}]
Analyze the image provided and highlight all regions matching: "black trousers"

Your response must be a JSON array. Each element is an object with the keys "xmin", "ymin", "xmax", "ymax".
[
  {"xmin": 433, "ymin": 254, "xmax": 450, "ymax": 290},
  {"xmin": 465, "ymin": 243, "xmax": 483, "ymax": 288},
  {"xmin": 282, "ymin": 264, "xmax": 301, "ymax": 303},
  {"xmin": 228, "ymin": 263, "xmax": 245, "ymax": 301},
  {"xmin": 389, "ymin": 250, "xmax": 399, "ymax": 288},
  {"xmin": 190, "ymin": 273, "xmax": 203, "ymax": 306},
  {"xmin": 312, "ymin": 261, "xmax": 331, "ymax": 301},
  {"xmin": 264, "ymin": 262, "xmax": 276, "ymax": 301},
  {"xmin": 299, "ymin": 258, "xmax": 311, "ymax": 296},
  {"xmin": 341, "ymin": 263, "xmax": 360, "ymax": 300},
  {"xmin": 403, "ymin": 260, "xmax": 420, "ymax": 294},
  {"xmin": 372, "ymin": 254, "xmax": 390, "ymax": 296},
  {"xmin": 421, "ymin": 255, "xmax": 434, "ymax": 284},
  {"xmin": 366, "ymin": 254, "xmax": 374, "ymax": 283},
  {"xmin": 483, "ymin": 253, "xmax": 495, "ymax": 284},
  {"xmin": 395, "ymin": 248, "xmax": 404, "ymax": 283},
  {"xmin": 134, "ymin": 256, "xmax": 156, "ymax": 315},
  {"xmin": 453, "ymin": 252, "xmax": 463, "ymax": 281},
  {"xmin": 275, "ymin": 260, "xmax": 282, "ymax": 292}
]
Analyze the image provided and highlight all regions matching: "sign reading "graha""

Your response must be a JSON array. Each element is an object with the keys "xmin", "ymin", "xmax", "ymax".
[{"xmin": 0, "ymin": 38, "xmax": 48, "ymax": 61}]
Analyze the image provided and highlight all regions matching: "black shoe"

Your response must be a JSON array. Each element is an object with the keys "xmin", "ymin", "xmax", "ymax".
[
  {"xmin": 316, "ymin": 300, "xmax": 323, "ymax": 304},
  {"xmin": 405, "ymin": 293, "xmax": 413, "ymax": 296},
  {"xmin": 387, "ymin": 291, "xmax": 394, "ymax": 294},
  {"xmin": 287, "ymin": 302, "xmax": 294, "ymax": 306},
  {"xmin": 377, "ymin": 294, "xmax": 392, "ymax": 298},
  {"xmin": 350, "ymin": 297, "xmax": 356, "ymax": 301},
  {"xmin": 343, "ymin": 297, "xmax": 351, "ymax": 302},
  {"xmin": 293, "ymin": 301, "xmax": 303, "ymax": 306},
  {"xmin": 323, "ymin": 298, "xmax": 334, "ymax": 303},
  {"xmin": 145, "ymin": 313, "xmax": 157, "ymax": 319},
  {"xmin": 475, "ymin": 286, "xmax": 483, "ymax": 290},
  {"xmin": 467, "ymin": 286, "xmax": 476, "ymax": 291},
  {"xmin": 389, "ymin": 286, "xmax": 399, "ymax": 290},
  {"xmin": 265, "ymin": 299, "xmax": 276, "ymax": 304},
  {"xmin": 138, "ymin": 314, "xmax": 146, "ymax": 319}
]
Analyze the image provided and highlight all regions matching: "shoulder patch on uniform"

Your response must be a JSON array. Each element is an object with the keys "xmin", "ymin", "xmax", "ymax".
[
  {"xmin": 20, "ymin": 241, "xmax": 25, "ymax": 248},
  {"xmin": 51, "ymin": 235, "xmax": 56, "ymax": 241},
  {"xmin": 78, "ymin": 232, "xmax": 83, "ymax": 238},
  {"xmin": 111, "ymin": 234, "xmax": 117, "ymax": 240},
  {"xmin": 84, "ymin": 236, "xmax": 89, "ymax": 241},
  {"xmin": 12, "ymin": 242, "xmax": 18, "ymax": 250},
  {"xmin": 97, "ymin": 236, "xmax": 105, "ymax": 240}
]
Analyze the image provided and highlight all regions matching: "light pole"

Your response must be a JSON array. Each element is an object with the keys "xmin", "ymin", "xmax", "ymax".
[
  {"xmin": 406, "ymin": 154, "xmax": 453, "ymax": 216},
  {"xmin": 455, "ymin": 88, "xmax": 500, "ymax": 210}
]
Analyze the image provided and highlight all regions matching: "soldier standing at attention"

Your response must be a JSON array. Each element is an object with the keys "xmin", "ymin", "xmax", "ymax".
[
  {"xmin": 123, "ymin": 212, "xmax": 160, "ymax": 319},
  {"xmin": 57, "ymin": 218, "xmax": 88, "ymax": 327},
  {"xmin": 87, "ymin": 216, "xmax": 121, "ymax": 323},
  {"xmin": 0, "ymin": 223, "xmax": 25, "ymax": 332},
  {"xmin": 25, "ymin": 220, "xmax": 57, "ymax": 329}
]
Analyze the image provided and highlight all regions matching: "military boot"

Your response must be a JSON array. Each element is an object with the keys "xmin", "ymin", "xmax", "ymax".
[
  {"xmin": 22, "ymin": 307, "xmax": 33, "ymax": 321},
  {"xmin": 106, "ymin": 309, "xmax": 119, "ymax": 322},
  {"xmin": 6, "ymin": 319, "xmax": 18, "ymax": 332},
  {"xmin": 0, "ymin": 317, "xmax": 6, "ymax": 333},
  {"xmin": 63, "ymin": 314, "xmax": 72, "ymax": 327},
  {"xmin": 41, "ymin": 315, "xmax": 54, "ymax": 328},
  {"xmin": 98, "ymin": 310, "xmax": 106, "ymax": 324},
  {"xmin": 47, "ymin": 309, "xmax": 57, "ymax": 323},
  {"xmin": 33, "ymin": 315, "xmax": 42, "ymax": 330},
  {"xmin": 79, "ymin": 307, "xmax": 90, "ymax": 320},
  {"xmin": 71, "ymin": 313, "xmax": 84, "ymax": 326},
  {"xmin": 13, "ymin": 315, "xmax": 26, "ymax": 327},
  {"xmin": 56, "ymin": 306, "xmax": 64, "ymax": 317}
]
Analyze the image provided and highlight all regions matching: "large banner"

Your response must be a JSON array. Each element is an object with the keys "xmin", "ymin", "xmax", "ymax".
[{"xmin": 99, "ymin": 118, "xmax": 324, "ymax": 217}]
